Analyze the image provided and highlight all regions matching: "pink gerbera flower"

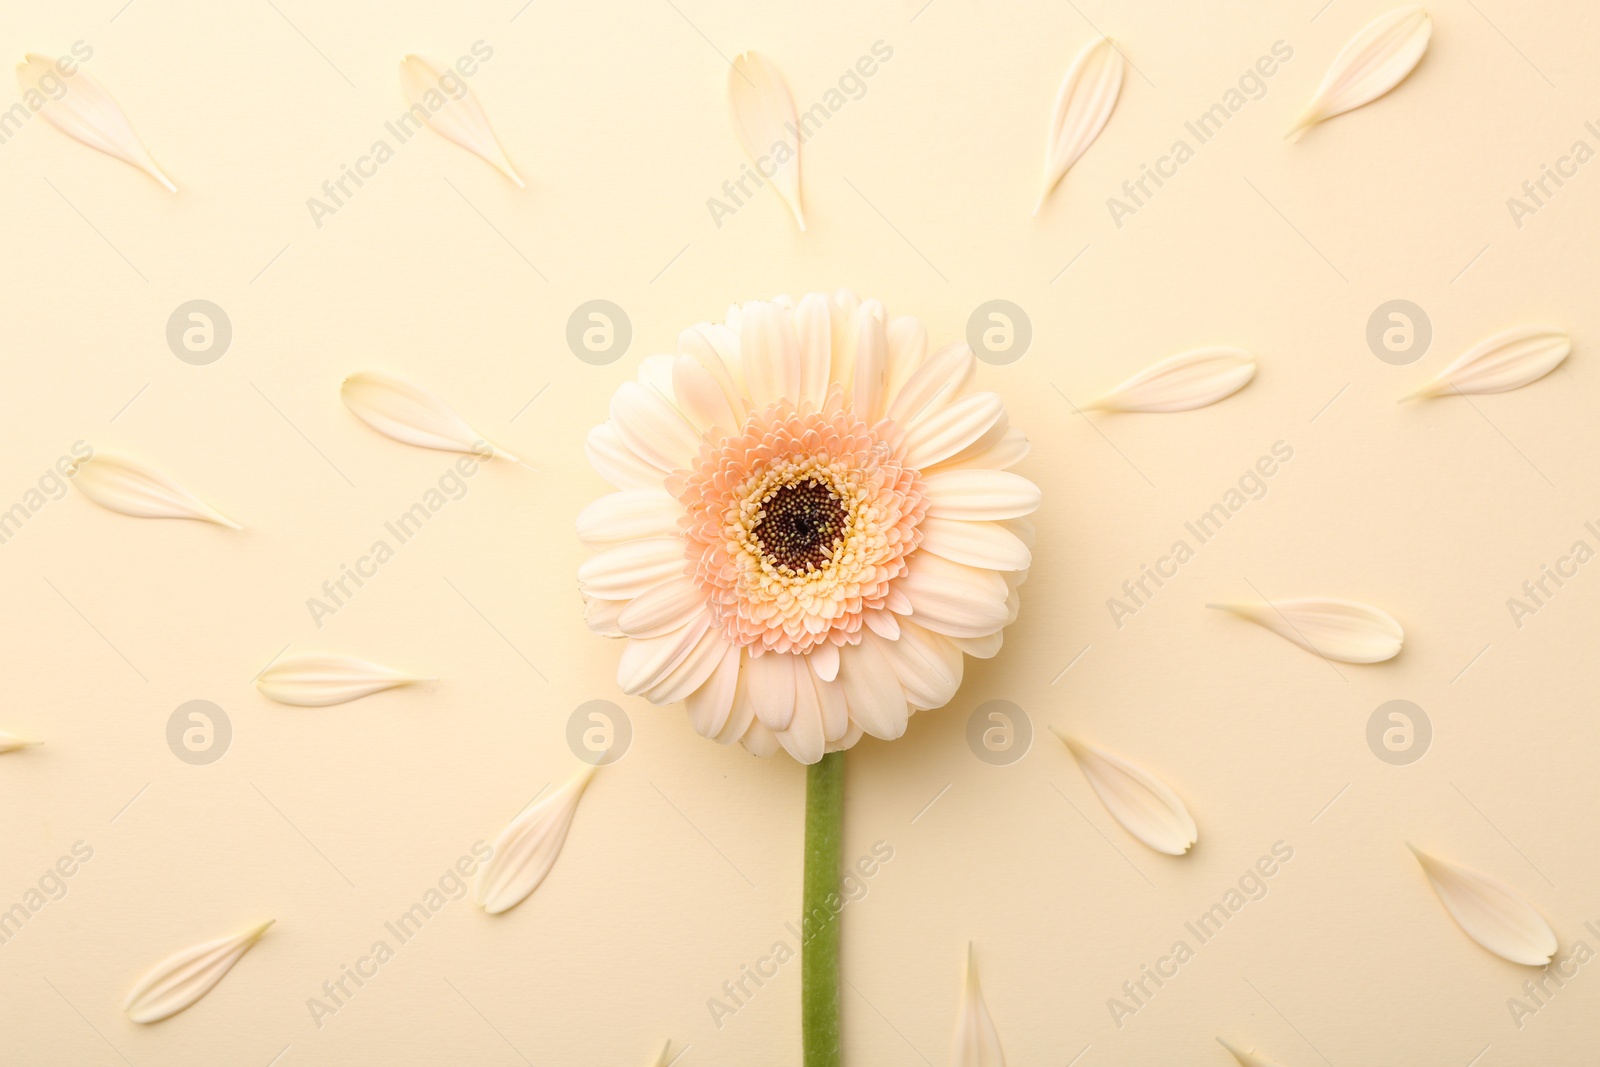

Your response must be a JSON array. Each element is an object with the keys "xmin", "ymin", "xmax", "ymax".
[{"xmin": 577, "ymin": 290, "xmax": 1041, "ymax": 763}]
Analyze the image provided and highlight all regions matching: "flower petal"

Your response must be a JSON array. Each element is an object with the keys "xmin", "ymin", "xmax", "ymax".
[
  {"xmin": 896, "ymin": 555, "xmax": 1010, "ymax": 639},
  {"xmin": 585, "ymin": 598, "xmax": 627, "ymax": 638},
  {"xmin": 1290, "ymin": 5, "xmax": 1431, "ymax": 140},
  {"xmin": 256, "ymin": 653, "xmax": 427, "ymax": 707},
  {"xmin": 617, "ymin": 615, "xmax": 710, "ymax": 695},
  {"xmin": 678, "ymin": 324, "xmax": 745, "ymax": 417},
  {"xmin": 1035, "ymin": 36, "xmax": 1124, "ymax": 214},
  {"xmin": 610, "ymin": 380, "xmax": 701, "ymax": 472},
  {"xmin": 476, "ymin": 765, "xmax": 595, "ymax": 914},
  {"xmin": 740, "ymin": 717, "xmax": 782, "ymax": 756},
  {"xmin": 952, "ymin": 944, "xmax": 1005, "ymax": 1067},
  {"xmin": 852, "ymin": 307, "xmax": 890, "ymax": 420},
  {"xmin": 877, "ymin": 623, "xmax": 963, "ymax": 711},
  {"xmin": 124, "ymin": 921, "xmax": 273, "ymax": 1023},
  {"xmin": 744, "ymin": 649, "xmax": 798, "ymax": 731},
  {"xmin": 1401, "ymin": 326, "xmax": 1570, "ymax": 400},
  {"xmin": 933, "ymin": 426, "xmax": 1031, "ymax": 473},
  {"xmin": 576, "ymin": 490, "xmax": 681, "ymax": 547},
  {"xmin": 399, "ymin": 55, "xmax": 522, "ymax": 186},
  {"xmin": 775, "ymin": 666, "xmax": 826, "ymax": 764},
  {"xmin": 808, "ymin": 640, "xmax": 840, "ymax": 682},
  {"xmin": 793, "ymin": 293, "xmax": 834, "ymax": 410},
  {"xmin": 578, "ymin": 537, "xmax": 687, "ymax": 599},
  {"xmin": 727, "ymin": 53, "xmax": 804, "ymax": 230},
  {"xmin": 0, "ymin": 731, "xmax": 40, "ymax": 754},
  {"xmin": 918, "ymin": 518, "xmax": 1032, "ymax": 571},
  {"xmin": 740, "ymin": 301, "xmax": 802, "ymax": 410},
  {"xmin": 1054, "ymin": 731, "xmax": 1197, "ymax": 855},
  {"xmin": 1217, "ymin": 1038, "xmax": 1286, "ymax": 1067},
  {"xmin": 1208, "ymin": 597, "xmax": 1403, "ymax": 664},
  {"xmin": 826, "ymin": 719, "xmax": 865, "ymax": 754},
  {"xmin": 715, "ymin": 658, "xmax": 757, "ymax": 744},
  {"xmin": 686, "ymin": 643, "xmax": 741, "ymax": 738},
  {"xmin": 342, "ymin": 370, "xmax": 512, "ymax": 461},
  {"xmin": 617, "ymin": 577, "xmax": 706, "ymax": 639},
  {"xmin": 19, "ymin": 56, "xmax": 175, "ymax": 191},
  {"xmin": 923, "ymin": 469, "xmax": 1042, "ymax": 521},
  {"xmin": 1086, "ymin": 347, "xmax": 1256, "ymax": 413},
  {"xmin": 902, "ymin": 392, "xmax": 1007, "ymax": 470},
  {"xmin": 810, "ymin": 663, "xmax": 850, "ymax": 741},
  {"xmin": 644, "ymin": 626, "xmax": 732, "ymax": 706},
  {"xmin": 950, "ymin": 631, "xmax": 1005, "ymax": 659},
  {"xmin": 72, "ymin": 453, "xmax": 239, "ymax": 528},
  {"xmin": 672, "ymin": 355, "xmax": 738, "ymax": 440},
  {"xmin": 887, "ymin": 343, "xmax": 976, "ymax": 426},
  {"xmin": 885, "ymin": 315, "xmax": 929, "ymax": 404},
  {"xmin": 585, "ymin": 423, "xmax": 662, "ymax": 490},
  {"xmin": 864, "ymin": 608, "xmax": 900, "ymax": 641},
  {"xmin": 838, "ymin": 637, "xmax": 908, "ymax": 740},
  {"xmin": 1410, "ymin": 845, "xmax": 1557, "ymax": 966}
]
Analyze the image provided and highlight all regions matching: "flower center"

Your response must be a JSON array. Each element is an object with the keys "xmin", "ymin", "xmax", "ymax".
[
  {"xmin": 674, "ymin": 393, "xmax": 929, "ymax": 654},
  {"xmin": 752, "ymin": 479, "xmax": 847, "ymax": 573}
]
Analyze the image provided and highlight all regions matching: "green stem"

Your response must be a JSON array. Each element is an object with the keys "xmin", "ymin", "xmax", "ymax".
[{"xmin": 802, "ymin": 750, "xmax": 844, "ymax": 1067}]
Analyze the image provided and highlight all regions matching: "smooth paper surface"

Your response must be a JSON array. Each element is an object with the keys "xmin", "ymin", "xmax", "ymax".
[{"xmin": 2, "ymin": 1, "xmax": 1597, "ymax": 1063}]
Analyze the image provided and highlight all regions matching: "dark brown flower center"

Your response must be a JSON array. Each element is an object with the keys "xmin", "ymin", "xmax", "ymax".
[{"xmin": 752, "ymin": 479, "xmax": 847, "ymax": 573}]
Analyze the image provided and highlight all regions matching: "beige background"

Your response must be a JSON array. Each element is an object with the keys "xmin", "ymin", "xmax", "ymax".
[{"xmin": 2, "ymin": 0, "xmax": 1598, "ymax": 1063}]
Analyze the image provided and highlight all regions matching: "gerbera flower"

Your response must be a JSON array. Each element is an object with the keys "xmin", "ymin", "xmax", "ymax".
[{"xmin": 577, "ymin": 290, "xmax": 1041, "ymax": 764}]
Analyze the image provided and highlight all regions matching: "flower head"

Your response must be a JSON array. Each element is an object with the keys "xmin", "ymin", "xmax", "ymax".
[{"xmin": 578, "ymin": 291, "xmax": 1040, "ymax": 763}]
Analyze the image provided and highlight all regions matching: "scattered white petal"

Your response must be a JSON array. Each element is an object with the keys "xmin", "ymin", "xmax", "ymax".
[
  {"xmin": 342, "ymin": 370, "xmax": 515, "ymax": 462},
  {"xmin": 125, "ymin": 920, "xmax": 273, "ymax": 1023},
  {"xmin": 952, "ymin": 943, "xmax": 1005, "ymax": 1067},
  {"xmin": 1052, "ymin": 729, "xmax": 1197, "ymax": 855},
  {"xmin": 399, "ymin": 55, "xmax": 522, "ymax": 186},
  {"xmin": 1401, "ymin": 326, "xmax": 1570, "ymax": 401},
  {"xmin": 255, "ymin": 653, "xmax": 428, "ymax": 707},
  {"xmin": 1034, "ymin": 37, "xmax": 1123, "ymax": 214},
  {"xmin": 476, "ymin": 764, "xmax": 597, "ymax": 914},
  {"xmin": 727, "ymin": 52, "xmax": 804, "ymax": 230},
  {"xmin": 1208, "ymin": 597, "xmax": 1403, "ymax": 664},
  {"xmin": 1290, "ymin": 5, "xmax": 1431, "ymax": 140},
  {"xmin": 18, "ymin": 55, "xmax": 174, "ymax": 190},
  {"xmin": 0, "ymin": 731, "xmax": 40, "ymax": 753},
  {"xmin": 1411, "ymin": 845, "xmax": 1557, "ymax": 966},
  {"xmin": 1218, "ymin": 1038, "xmax": 1286, "ymax": 1067},
  {"xmin": 72, "ymin": 453, "xmax": 238, "ymax": 528},
  {"xmin": 1087, "ymin": 348, "xmax": 1256, "ymax": 413}
]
